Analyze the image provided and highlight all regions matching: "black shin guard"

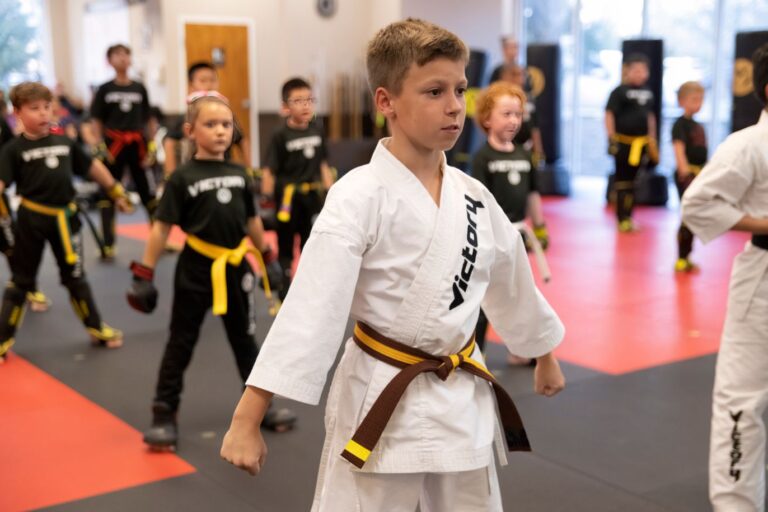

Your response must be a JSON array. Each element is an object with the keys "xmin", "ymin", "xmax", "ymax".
[
  {"xmin": 66, "ymin": 279, "xmax": 102, "ymax": 330},
  {"xmin": 0, "ymin": 283, "xmax": 29, "ymax": 342}
]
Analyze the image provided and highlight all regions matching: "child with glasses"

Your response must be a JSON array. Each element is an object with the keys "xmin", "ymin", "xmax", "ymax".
[{"xmin": 261, "ymin": 78, "xmax": 334, "ymax": 298}]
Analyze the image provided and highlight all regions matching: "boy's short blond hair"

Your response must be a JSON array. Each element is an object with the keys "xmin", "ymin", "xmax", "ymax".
[
  {"xmin": 677, "ymin": 81, "xmax": 705, "ymax": 101},
  {"xmin": 475, "ymin": 81, "xmax": 527, "ymax": 134},
  {"xmin": 9, "ymin": 82, "xmax": 52, "ymax": 109},
  {"xmin": 366, "ymin": 18, "xmax": 469, "ymax": 95}
]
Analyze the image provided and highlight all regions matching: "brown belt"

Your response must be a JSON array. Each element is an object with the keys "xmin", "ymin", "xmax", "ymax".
[{"xmin": 340, "ymin": 322, "xmax": 531, "ymax": 469}]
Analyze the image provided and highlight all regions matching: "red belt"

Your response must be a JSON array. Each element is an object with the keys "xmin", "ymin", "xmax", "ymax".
[{"xmin": 105, "ymin": 129, "xmax": 145, "ymax": 161}]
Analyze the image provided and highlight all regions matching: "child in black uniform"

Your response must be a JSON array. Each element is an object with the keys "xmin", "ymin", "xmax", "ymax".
[
  {"xmin": 472, "ymin": 81, "xmax": 548, "ymax": 362},
  {"xmin": 0, "ymin": 82, "xmax": 131, "ymax": 362},
  {"xmin": 605, "ymin": 53, "xmax": 658, "ymax": 232},
  {"xmin": 672, "ymin": 81, "xmax": 707, "ymax": 272},
  {"xmin": 0, "ymin": 112, "xmax": 51, "ymax": 312},
  {"xmin": 90, "ymin": 43, "xmax": 154, "ymax": 258},
  {"xmin": 127, "ymin": 92, "xmax": 294, "ymax": 451},
  {"xmin": 262, "ymin": 78, "xmax": 334, "ymax": 297}
]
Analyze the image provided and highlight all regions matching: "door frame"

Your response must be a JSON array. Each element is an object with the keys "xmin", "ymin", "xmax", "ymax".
[{"xmin": 178, "ymin": 15, "xmax": 260, "ymax": 165}]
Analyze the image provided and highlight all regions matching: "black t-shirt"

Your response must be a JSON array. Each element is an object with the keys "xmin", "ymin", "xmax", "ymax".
[
  {"xmin": 0, "ymin": 133, "xmax": 92, "ymax": 206},
  {"xmin": 155, "ymin": 159, "xmax": 256, "ymax": 248},
  {"xmin": 265, "ymin": 123, "xmax": 327, "ymax": 189},
  {"xmin": 671, "ymin": 116, "xmax": 708, "ymax": 167},
  {"xmin": 472, "ymin": 142, "xmax": 537, "ymax": 223},
  {"xmin": 606, "ymin": 84, "xmax": 655, "ymax": 136},
  {"xmin": 513, "ymin": 96, "xmax": 539, "ymax": 146},
  {"xmin": 0, "ymin": 117, "xmax": 14, "ymax": 147},
  {"xmin": 90, "ymin": 80, "xmax": 150, "ymax": 131}
]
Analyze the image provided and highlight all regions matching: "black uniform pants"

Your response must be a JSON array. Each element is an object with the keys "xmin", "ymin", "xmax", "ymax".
[
  {"xmin": 675, "ymin": 171, "xmax": 695, "ymax": 259},
  {"xmin": 154, "ymin": 248, "xmax": 259, "ymax": 411},
  {"xmin": 0, "ymin": 207, "xmax": 102, "ymax": 341},
  {"xmin": 101, "ymin": 137, "xmax": 156, "ymax": 247},
  {"xmin": 613, "ymin": 143, "xmax": 643, "ymax": 222},
  {"xmin": 276, "ymin": 189, "xmax": 321, "ymax": 296}
]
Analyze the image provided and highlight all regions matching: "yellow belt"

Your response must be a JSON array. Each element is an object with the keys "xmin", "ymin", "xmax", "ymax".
[
  {"xmin": 20, "ymin": 198, "xmax": 78, "ymax": 264},
  {"xmin": 186, "ymin": 235, "xmax": 276, "ymax": 316},
  {"xmin": 689, "ymin": 164, "xmax": 703, "ymax": 176},
  {"xmin": 277, "ymin": 182, "xmax": 322, "ymax": 223},
  {"xmin": 613, "ymin": 134, "xmax": 650, "ymax": 166},
  {"xmin": 341, "ymin": 322, "xmax": 530, "ymax": 468}
]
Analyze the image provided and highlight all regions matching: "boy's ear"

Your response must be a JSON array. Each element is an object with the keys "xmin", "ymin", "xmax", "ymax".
[
  {"xmin": 280, "ymin": 102, "xmax": 290, "ymax": 118},
  {"xmin": 374, "ymin": 87, "xmax": 396, "ymax": 118}
]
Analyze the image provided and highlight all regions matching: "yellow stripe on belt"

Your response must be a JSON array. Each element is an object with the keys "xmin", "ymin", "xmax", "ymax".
[
  {"xmin": 613, "ymin": 134, "xmax": 651, "ymax": 166},
  {"xmin": 20, "ymin": 198, "xmax": 78, "ymax": 264},
  {"xmin": 186, "ymin": 235, "xmax": 276, "ymax": 316},
  {"xmin": 340, "ymin": 322, "xmax": 530, "ymax": 469},
  {"xmin": 277, "ymin": 182, "xmax": 323, "ymax": 223}
]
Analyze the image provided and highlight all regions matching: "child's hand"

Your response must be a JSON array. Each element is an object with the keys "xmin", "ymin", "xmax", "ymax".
[
  {"xmin": 221, "ymin": 421, "xmax": 268, "ymax": 476},
  {"xmin": 533, "ymin": 353, "xmax": 565, "ymax": 397},
  {"xmin": 115, "ymin": 197, "xmax": 134, "ymax": 214}
]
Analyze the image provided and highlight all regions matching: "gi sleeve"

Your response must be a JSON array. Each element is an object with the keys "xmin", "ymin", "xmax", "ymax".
[
  {"xmin": 264, "ymin": 131, "xmax": 281, "ymax": 173},
  {"xmin": 70, "ymin": 140, "xmax": 94, "ymax": 178},
  {"xmin": 140, "ymin": 84, "xmax": 151, "ymax": 125},
  {"xmin": 605, "ymin": 86, "xmax": 622, "ymax": 114},
  {"xmin": 671, "ymin": 118, "xmax": 685, "ymax": 142},
  {"xmin": 245, "ymin": 179, "xmax": 372, "ymax": 404},
  {"xmin": 481, "ymin": 197, "xmax": 564, "ymax": 358},
  {"xmin": 154, "ymin": 171, "xmax": 186, "ymax": 225},
  {"xmin": 681, "ymin": 134, "xmax": 754, "ymax": 243},
  {"xmin": 0, "ymin": 143, "xmax": 16, "ymax": 187},
  {"xmin": 90, "ymin": 85, "xmax": 107, "ymax": 122}
]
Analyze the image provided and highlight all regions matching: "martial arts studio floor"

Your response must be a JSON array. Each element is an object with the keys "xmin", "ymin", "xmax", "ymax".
[{"xmin": 1, "ymin": 177, "xmax": 757, "ymax": 511}]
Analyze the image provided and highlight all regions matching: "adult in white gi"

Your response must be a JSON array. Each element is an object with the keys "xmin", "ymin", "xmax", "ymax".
[
  {"xmin": 682, "ymin": 44, "xmax": 768, "ymax": 512},
  {"xmin": 221, "ymin": 19, "xmax": 565, "ymax": 512}
]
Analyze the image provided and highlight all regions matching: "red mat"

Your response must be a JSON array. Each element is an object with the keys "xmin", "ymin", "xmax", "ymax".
[
  {"xmin": 0, "ymin": 356, "xmax": 195, "ymax": 511},
  {"xmin": 487, "ymin": 186, "xmax": 745, "ymax": 375}
]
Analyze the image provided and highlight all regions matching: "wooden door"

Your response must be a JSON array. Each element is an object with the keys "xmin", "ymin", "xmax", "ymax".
[{"xmin": 184, "ymin": 23, "xmax": 251, "ymax": 163}]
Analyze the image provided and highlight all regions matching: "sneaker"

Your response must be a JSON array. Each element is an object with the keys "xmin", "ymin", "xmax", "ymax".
[
  {"xmin": 88, "ymin": 323, "xmax": 123, "ymax": 348},
  {"xmin": 0, "ymin": 338, "xmax": 14, "ymax": 363},
  {"xmin": 26, "ymin": 290, "xmax": 51, "ymax": 312},
  {"xmin": 618, "ymin": 219, "xmax": 638, "ymax": 233},
  {"xmin": 675, "ymin": 258, "xmax": 699, "ymax": 273}
]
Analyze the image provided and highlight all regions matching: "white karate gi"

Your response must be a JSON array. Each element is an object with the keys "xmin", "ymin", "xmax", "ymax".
[
  {"xmin": 682, "ymin": 110, "xmax": 768, "ymax": 512},
  {"xmin": 246, "ymin": 139, "xmax": 564, "ymax": 511}
]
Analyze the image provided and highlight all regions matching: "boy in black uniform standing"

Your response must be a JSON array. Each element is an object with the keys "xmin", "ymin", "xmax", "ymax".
[
  {"xmin": 262, "ymin": 78, "xmax": 334, "ymax": 297},
  {"xmin": 672, "ymin": 81, "xmax": 707, "ymax": 272},
  {"xmin": 127, "ymin": 93, "xmax": 293, "ymax": 451},
  {"xmin": 0, "ymin": 82, "xmax": 131, "ymax": 361},
  {"xmin": 0, "ymin": 111, "xmax": 50, "ymax": 312},
  {"xmin": 91, "ymin": 44, "xmax": 154, "ymax": 258},
  {"xmin": 472, "ymin": 81, "xmax": 548, "ymax": 362},
  {"xmin": 605, "ymin": 53, "xmax": 658, "ymax": 233}
]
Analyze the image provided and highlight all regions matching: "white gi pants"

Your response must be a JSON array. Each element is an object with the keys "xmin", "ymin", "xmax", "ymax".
[
  {"xmin": 311, "ymin": 461, "xmax": 503, "ymax": 511},
  {"xmin": 710, "ymin": 274, "xmax": 768, "ymax": 511}
]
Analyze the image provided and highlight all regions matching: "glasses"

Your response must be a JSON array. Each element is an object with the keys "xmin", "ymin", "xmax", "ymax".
[
  {"xmin": 286, "ymin": 97, "xmax": 316, "ymax": 106},
  {"xmin": 186, "ymin": 90, "xmax": 230, "ymax": 105}
]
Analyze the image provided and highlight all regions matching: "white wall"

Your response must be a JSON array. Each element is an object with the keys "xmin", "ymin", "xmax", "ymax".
[{"xmin": 401, "ymin": 0, "xmax": 511, "ymax": 76}]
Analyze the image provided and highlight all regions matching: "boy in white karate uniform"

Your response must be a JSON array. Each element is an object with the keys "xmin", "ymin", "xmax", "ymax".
[
  {"xmin": 682, "ymin": 43, "xmax": 768, "ymax": 512},
  {"xmin": 221, "ymin": 19, "xmax": 566, "ymax": 511}
]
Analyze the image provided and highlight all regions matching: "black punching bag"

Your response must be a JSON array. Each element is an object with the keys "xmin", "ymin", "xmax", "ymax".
[
  {"xmin": 448, "ymin": 49, "xmax": 487, "ymax": 172},
  {"xmin": 527, "ymin": 43, "xmax": 570, "ymax": 196},
  {"xmin": 732, "ymin": 31, "xmax": 768, "ymax": 133},
  {"xmin": 622, "ymin": 39, "xmax": 667, "ymax": 206}
]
